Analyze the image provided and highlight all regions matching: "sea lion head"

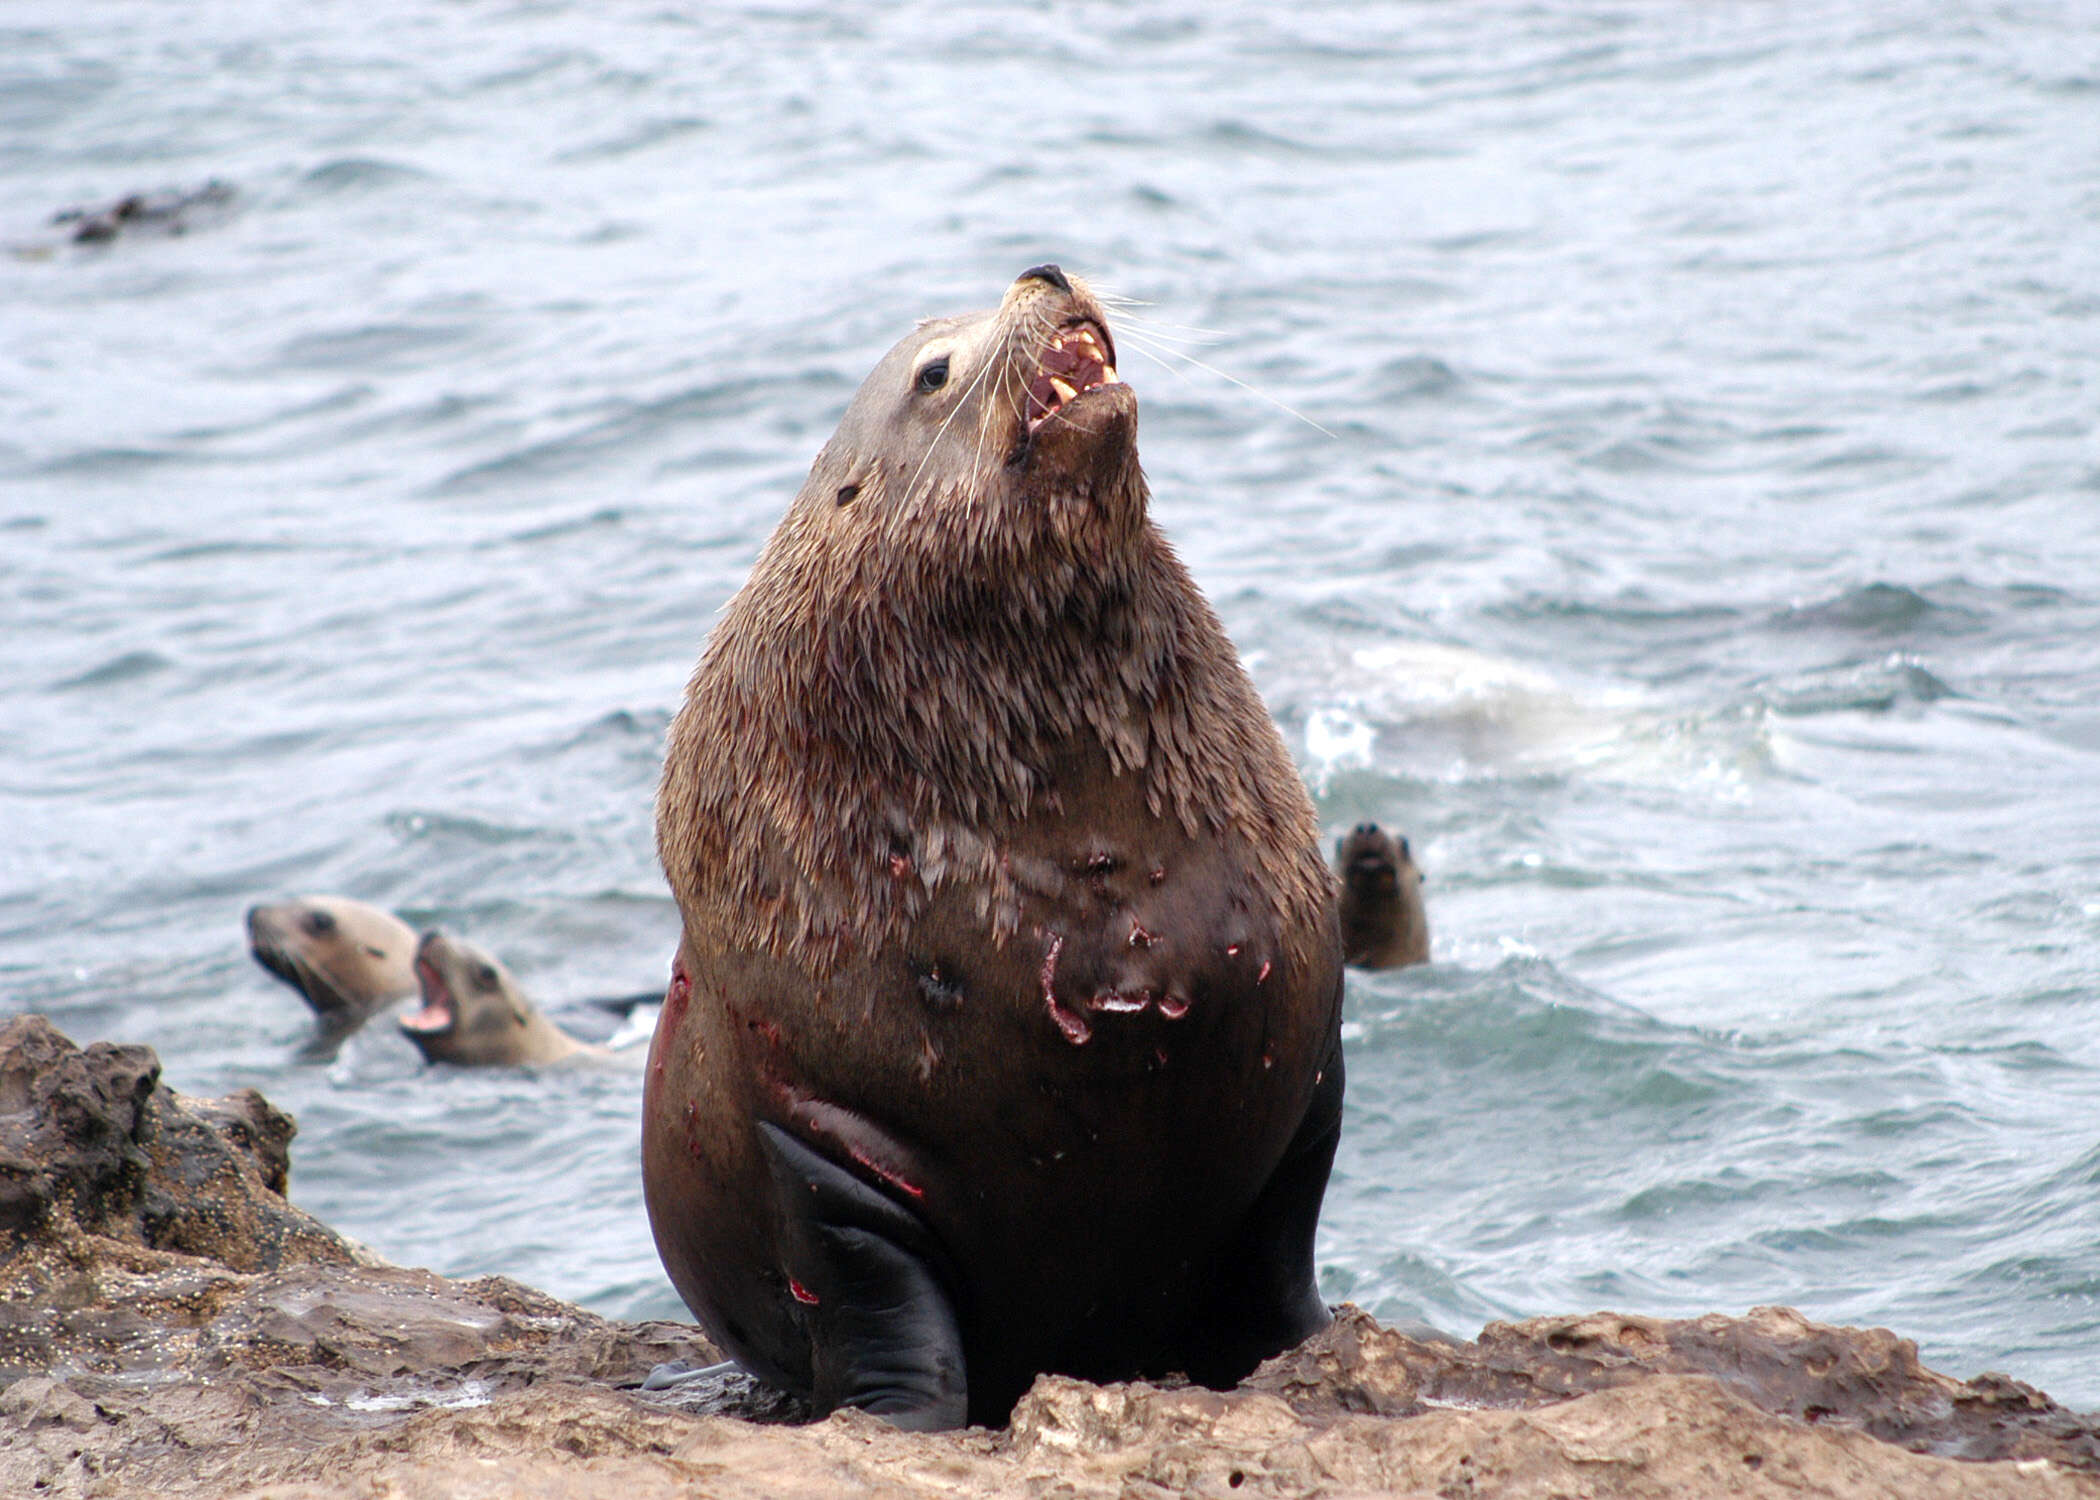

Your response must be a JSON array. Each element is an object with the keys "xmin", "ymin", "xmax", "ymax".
[
  {"xmin": 400, "ymin": 930, "xmax": 582, "ymax": 1067},
  {"xmin": 247, "ymin": 895, "xmax": 418, "ymax": 1032},
  {"xmin": 778, "ymin": 263, "xmax": 1141, "ymax": 597},
  {"xmin": 1335, "ymin": 823, "xmax": 1430, "ymax": 969},
  {"xmin": 1337, "ymin": 824, "xmax": 1414, "ymax": 898}
]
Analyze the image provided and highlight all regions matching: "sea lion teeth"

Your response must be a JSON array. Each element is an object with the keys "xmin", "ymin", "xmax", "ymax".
[{"xmin": 1048, "ymin": 377, "xmax": 1078, "ymax": 403}]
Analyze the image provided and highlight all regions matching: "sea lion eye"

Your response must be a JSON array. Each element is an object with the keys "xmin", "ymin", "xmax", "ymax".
[
  {"xmin": 914, "ymin": 356, "xmax": 950, "ymax": 393},
  {"xmin": 304, "ymin": 910, "xmax": 337, "ymax": 937},
  {"xmin": 474, "ymin": 963, "xmax": 499, "ymax": 990}
]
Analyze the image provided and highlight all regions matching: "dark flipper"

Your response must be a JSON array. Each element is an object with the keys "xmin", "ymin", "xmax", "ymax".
[
  {"xmin": 1182, "ymin": 1030, "xmax": 1347, "ymax": 1388},
  {"xmin": 757, "ymin": 1121, "xmax": 969, "ymax": 1430}
]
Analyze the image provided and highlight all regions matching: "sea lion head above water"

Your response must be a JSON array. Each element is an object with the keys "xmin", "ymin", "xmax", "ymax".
[
  {"xmin": 1335, "ymin": 822, "xmax": 1429, "ymax": 969},
  {"xmin": 649, "ymin": 266, "xmax": 1344, "ymax": 1430},
  {"xmin": 399, "ymin": 930, "xmax": 590, "ymax": 1067},
  {"xmin": 247, "ymin": 895, "xmax": 418, "ymax": 1036}
]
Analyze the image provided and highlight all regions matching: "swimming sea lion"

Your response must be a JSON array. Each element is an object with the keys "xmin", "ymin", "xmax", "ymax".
[
  {"xmin": 247, "ymin": 896, "xmax": 419, "ymax": 1050},
  {"xmin": 398, "ymin": 930, "xmax": 605, "ymax": 1067},
  {"xmin": 1334, "ymin": 823, "xmax": 1430, "ymax": 969},
  {"xmin": 645, "ymin": 265, "xmax": 1346, "ymax": 1430},
  {"xmin": 54, "ymin": 181, "xmax": 235, "ymax": 242}
]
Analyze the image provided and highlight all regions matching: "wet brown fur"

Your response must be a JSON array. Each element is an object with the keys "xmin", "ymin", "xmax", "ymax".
[{"xmin": 657, "ymin": 278, "xmax": 1330, "ymax": 973}]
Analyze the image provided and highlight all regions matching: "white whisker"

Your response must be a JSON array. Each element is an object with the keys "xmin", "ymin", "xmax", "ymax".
[{"xmin": 1113, "ymin": 326, "xmax": 1335, "ymax": 438}]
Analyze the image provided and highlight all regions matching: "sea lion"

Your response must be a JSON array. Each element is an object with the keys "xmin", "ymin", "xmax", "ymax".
[
  {"xmin": 1335, "ymin": 823, "xmax": 1430, "ymax": 969},
  {"xmin": 247, "ymin": 896, "xmax": 419, "ymax": 1052},
  {"xmin": 399, "ymin": 930, "xmax": 606, "ymax": 1067},
  {"xmin": 645, "ymin": 265, "xmax": 1346, "ymax": 1430},
  {"xmin": 53, "ymin": 181, "xmax": 235, "ymax": 243}
]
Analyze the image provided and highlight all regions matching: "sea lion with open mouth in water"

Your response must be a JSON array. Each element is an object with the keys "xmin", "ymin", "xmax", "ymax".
[
  {"xmin": 645, "ymin": 265, "xmax": 1346, "ymax": 1430},
  {"xmin": 399, "ymin": 930, "xmax": 608, "ymax": 1068},
  {"xmin": 1335, "ymin": 822, "xmax": 1430, "ymax": 969},
  {"xmin": 247, "ymin": 896, "xmax": 419, "ymax": 1058}
]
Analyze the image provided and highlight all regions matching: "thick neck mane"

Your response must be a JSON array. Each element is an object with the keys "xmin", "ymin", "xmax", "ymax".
[{"xmin": 660, "ymin": 510, "xmax": 1326, "ymax": 968}]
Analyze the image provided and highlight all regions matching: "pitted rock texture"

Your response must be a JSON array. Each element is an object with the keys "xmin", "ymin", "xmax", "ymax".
[
  {"xmin": 1247, "ymin": 1305, "xmax": 2100, "ymax": 1472},
  {"xmin": 0, "ymin": 1013, "xmax": 354, "ymax": 1278},
  {"xmin": 1, "ymin": 1014, "xmax": 2094, "ymax": 1499}
]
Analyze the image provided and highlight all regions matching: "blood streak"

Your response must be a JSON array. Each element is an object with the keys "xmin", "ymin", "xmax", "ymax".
[
  {"xmin": 779, "ymin": 1094, "xmax": 930, "ymax": 1202},
  {"xmin": 1040, "ymin": 932, "xmax": 1092, "ymax": 1044},
  {"xmin": 663, "ymin": 958, "xmax": 692, "ymax": 1026},
  {"xmin": 788, "ymin": 1279, "xmax": 820, "ymax": 1306},
  {"xmin": 847, "ymin": 1140, "xmax": 925, "ymax": 1199}
]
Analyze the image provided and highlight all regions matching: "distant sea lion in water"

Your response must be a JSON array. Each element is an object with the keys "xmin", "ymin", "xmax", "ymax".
[
  {"xmin": 54, "ymin": 181, "xmax": 235, "ymax": 243},
  {"xmin": 1335, "ymin": 823, "xmax": 1430, "ymax": 969},
  {"xmin": 247, "ymin": 896, "xmax": 419, "ymax": 1055},
  {"xmin": 399, "ymin": 930, "xmax": 608, "ymax": 1068},
  {"xmin": 645, "ymin": 265, "xmax": 1346, "ymax": 1430}
]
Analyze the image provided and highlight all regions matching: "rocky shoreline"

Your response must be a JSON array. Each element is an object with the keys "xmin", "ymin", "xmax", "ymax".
[{"xmin": 3, "ymin": 1013, "xmax": 2094, "ymax": 1498}]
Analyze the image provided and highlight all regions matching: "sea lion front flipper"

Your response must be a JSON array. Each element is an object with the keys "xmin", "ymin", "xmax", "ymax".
[
  {"xmin": 756, "ymin": 1122, "xmax": 968, "ymax": 1430},
  {"xmin": 1182, "ymin": 1029, "xmax": 1347, "ymax": 1388}
]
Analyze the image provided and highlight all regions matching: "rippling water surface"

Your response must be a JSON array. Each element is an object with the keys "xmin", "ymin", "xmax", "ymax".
[{"xmin": 5, "ymin": 1, "xmax": 2097, "ymax": 1405}]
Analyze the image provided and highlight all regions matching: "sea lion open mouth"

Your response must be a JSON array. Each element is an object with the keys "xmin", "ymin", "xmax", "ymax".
[
  {"xmin": 402, "ymin": 954, "xmax": 458, "ymax": 1037},
  {"xmin": 1024, "ymin": 320, "xmax": 1120, "ymax": 435}
]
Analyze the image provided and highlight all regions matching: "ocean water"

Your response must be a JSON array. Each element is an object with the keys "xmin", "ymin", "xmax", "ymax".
[{"xmin": 4, "ymin": 0, "xmax": 2097, "ymax": 1406}]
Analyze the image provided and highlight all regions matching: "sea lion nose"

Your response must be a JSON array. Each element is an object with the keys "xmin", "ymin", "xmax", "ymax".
[
  {"xmin": 1354, "ymin": 822, "xmax": 1381, "ymax": 836},
  {"xmin": 1018, "ymin": 263, "xmax": 1071, "ymax": 293}
]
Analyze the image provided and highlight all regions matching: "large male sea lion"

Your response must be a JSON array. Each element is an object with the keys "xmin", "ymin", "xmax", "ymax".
[
  {"xmin": 645, "ymin": 265, "xmax": 1346, "ymax": 1430},
  {"xmin": 1335, "ymin": 823, "xmax": 1430, "ymax": 969},
  {"xmin": 247, "ymin": 896, "xmax": 419, "ymax": 1054},
  {"xmin": 399, "ymin": 930, "xmax": 607, "ymax": 1067}
]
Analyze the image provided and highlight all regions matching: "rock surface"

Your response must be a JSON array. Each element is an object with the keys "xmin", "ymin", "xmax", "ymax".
[{"xmin": 2, "ymin": 1013, "xmax": 2095, "ymax": 1499}]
